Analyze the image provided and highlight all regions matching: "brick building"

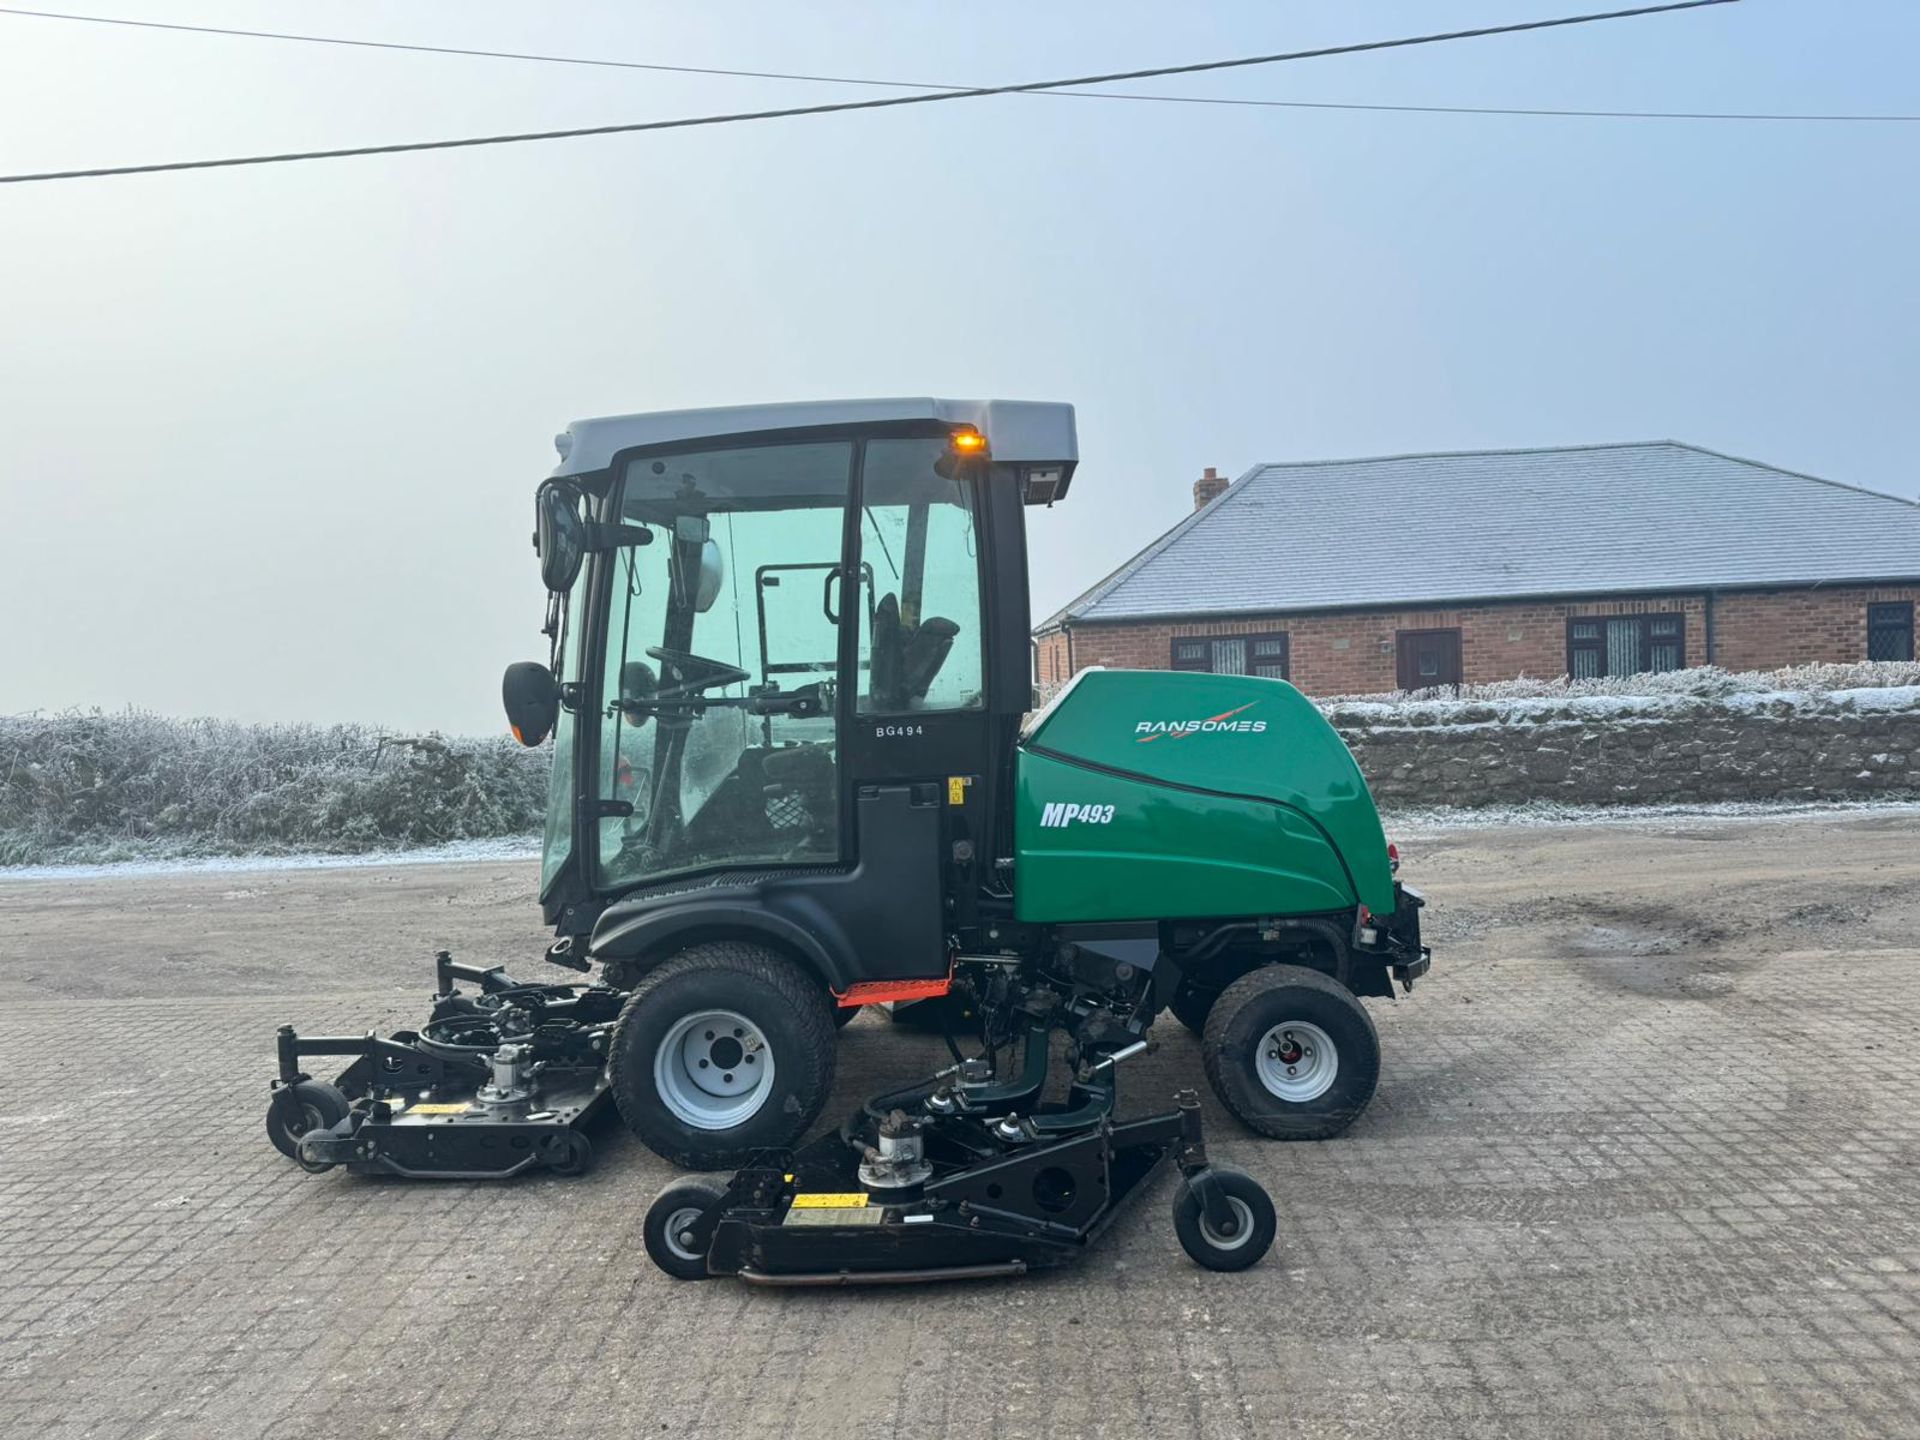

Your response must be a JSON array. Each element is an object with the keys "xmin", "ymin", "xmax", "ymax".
[{"xmin": 1035, "ymin": 443, "xmax": 1920, "ymax": 695}]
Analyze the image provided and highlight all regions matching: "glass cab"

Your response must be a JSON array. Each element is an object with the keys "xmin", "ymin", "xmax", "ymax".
[{"xmin": 576, "ymin": 430, "xmax": 989, "ymax": 896}]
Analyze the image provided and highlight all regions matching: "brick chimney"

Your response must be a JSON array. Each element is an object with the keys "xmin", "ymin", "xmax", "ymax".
[{"xmin": 1193, "ymin": 465, "xmax": 1229, "ymax": 511}]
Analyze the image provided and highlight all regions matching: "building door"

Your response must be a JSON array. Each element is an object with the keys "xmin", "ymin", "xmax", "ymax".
[{"xmin": 1397, "ymin": 628, "xmax": 1462, "ymax": 691}]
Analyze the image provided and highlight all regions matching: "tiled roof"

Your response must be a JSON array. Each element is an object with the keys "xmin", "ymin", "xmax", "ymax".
[{"xmin": 1043, "ymin": 443, "xmax": 1920, "ymax": 627}]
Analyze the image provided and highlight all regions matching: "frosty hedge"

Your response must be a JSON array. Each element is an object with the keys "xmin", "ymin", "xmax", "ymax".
[{"xmin": 0, "ymin": 711, "xmax": 548, "ymax": 865}]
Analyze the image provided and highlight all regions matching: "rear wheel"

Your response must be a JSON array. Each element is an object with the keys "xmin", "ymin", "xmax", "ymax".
[
  {"xmin": 1201, "ymin": 964, "xmax": 1379, "ymax": 1141},
  {"xmin": 608, "ymin": 941, "xmax": 837, "ymax": 1169}
]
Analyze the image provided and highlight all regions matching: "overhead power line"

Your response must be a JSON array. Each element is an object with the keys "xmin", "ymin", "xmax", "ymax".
[
  {"xmin": 8, "ymin": 2, "xmax": 1911, "ymax": 127},
  {"xmin": 0, "ymin": 0, "xmax": 1743, "ymax": 187}
]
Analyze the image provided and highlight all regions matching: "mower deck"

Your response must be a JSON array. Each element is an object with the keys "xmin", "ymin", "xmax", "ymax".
[
  {"xmin": 267, "ymin": 952, "xmax": 617, "ymax": 1179},
  {"xmin": 697, "ymin": 1111, "xmax": 1187, "ymax": 1284},
  {"xmin": 645, "ymin": 1029, "xmax": 1276, "ymax": 1283}
]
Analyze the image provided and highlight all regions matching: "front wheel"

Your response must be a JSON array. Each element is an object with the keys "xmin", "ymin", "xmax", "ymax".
[
  {"xmin": 1201, "ymin": 964, "xmax": 1380, "ymax": 1141},
  {"xmin": 608, "ymin": 941, "xmax": 837, "ymax": 1169}
]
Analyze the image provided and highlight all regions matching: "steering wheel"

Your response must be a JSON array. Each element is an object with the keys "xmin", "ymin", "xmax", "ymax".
[{"xmin": 645, "ymin": 647, "xmax": 751, "ymax": 694}]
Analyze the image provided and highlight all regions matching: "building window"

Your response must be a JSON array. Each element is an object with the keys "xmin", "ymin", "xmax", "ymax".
[
  {"xmin": 1868, "ymin": 602, "xmax": 1915, "ymax": 662},
  {"xmin": 1171, "ymin": 633, "xmax": 1289, "ymax": 680},
  {"xmin": 1396, "ymin": 629, "xmax": 1462, "ymax": 690},
  {"xmin": 1567, "ymin": 614, "xmax": 1685, "ymax": 679}
]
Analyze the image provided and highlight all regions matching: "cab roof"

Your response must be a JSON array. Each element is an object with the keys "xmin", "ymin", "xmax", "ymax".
[{"xmin": 552, "ymin": 397, "xmax": 1077, "ymax": 479}]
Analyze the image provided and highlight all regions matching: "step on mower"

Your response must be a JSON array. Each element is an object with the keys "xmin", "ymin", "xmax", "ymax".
[{"xmin": 267, "ymin": 399, "xmax": 1432, "ymax": 1283}]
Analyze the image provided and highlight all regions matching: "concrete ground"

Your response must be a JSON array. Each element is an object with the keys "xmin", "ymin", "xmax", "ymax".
[{"xmin": 3, "ymin": 810, "xmax": 1918, "ymax": 1439}]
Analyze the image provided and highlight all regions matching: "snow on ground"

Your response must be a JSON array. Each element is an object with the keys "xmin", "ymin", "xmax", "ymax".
[{"xmin": 0, "ymin": 834, "xmax": 542, "ymax": 883}]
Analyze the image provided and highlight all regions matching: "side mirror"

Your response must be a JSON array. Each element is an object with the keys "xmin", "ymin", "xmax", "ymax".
[
  {"xmin": 692, "ymin": 538, "xmax": 725, "ymax": 613},
  {"xmin": 502, "ymin": 661, "xmax": 559, "ymax": 746},
  {"xmin": 671, "ymin": 536, "xmax": 726, "ymax": 613},
  {"xmin": 535, "ymin": 484, "xmax": 586, "ymax": 593}
]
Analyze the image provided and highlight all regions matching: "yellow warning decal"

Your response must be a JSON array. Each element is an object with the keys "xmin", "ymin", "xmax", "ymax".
[
  {"xmin": 947, "ymin": 776, "xmax": 969, "ymax": 805},
  {"xmin": 790, "ymin": 1192, "xmax": 870, "ymax": 1209},
  {"xmin": 409, "ymin": 1103, "xmax": 473, "ymax": 1116}
]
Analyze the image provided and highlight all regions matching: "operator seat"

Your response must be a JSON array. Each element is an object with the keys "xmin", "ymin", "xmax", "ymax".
[
  {"xmin": 761, "ymin": 743, "xmax": 836, "ymax": 850},
  {"xmin": 900, "ymin": 617, "xmax": 959, "ymax": 699},
  {"xmin": 869, "ymin": 593, "xmax": 959, "ymax": 710}
]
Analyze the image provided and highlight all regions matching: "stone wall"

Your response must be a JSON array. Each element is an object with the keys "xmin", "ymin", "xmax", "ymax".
[{"xmin": 1328, "ymin": 691, "xmax": 1920, "ymax": 808}]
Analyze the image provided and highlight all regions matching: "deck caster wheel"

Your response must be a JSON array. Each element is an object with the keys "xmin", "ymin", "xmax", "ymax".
[
  {"xmin": 546, "ymin": 1131, "xmax": 594, "ymax": 1177},
  {"xmin": 644, "ymin": 1178, "xmax": 729, "ymax": 1281},
  {"xmin": 266, "ymin": 1080, "xmax": 350, "ymax": 1173},
  {"xmin": 1173, "ymin": 1167, "xmax": 1276, "ymax": 1272},
  {"xmin": 1202, "ymin": 964, "xmax": 1380, "ymax": 1140}
]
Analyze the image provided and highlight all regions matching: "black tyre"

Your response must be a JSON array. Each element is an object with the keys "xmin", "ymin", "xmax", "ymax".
[
  {"xmin": 608, "ymin": 941, "xmax": 837, "ymax": 1170},
  {"xmin": 644, "ymin": 1178, "xmax": 729, "ymax": 1281},
  {"xmin": 1168, "ymin": 983, "xmax": 1219, "ymax": 1037},
  {"xmin": 546, "ymin": 1130, "xmax": 594, "ymax": 1178},
  {"xmin": 1173, "ymin": 1167, "xmax": 1276, "ymax": 1272},
  {"xmin": 265, "ymin": 1080, "xmax": 350, "ymax": 1173},
  {"xmin": 1201, "ymin": 964, "xmax": 1380, "ymax": 1141},
  {"xmin": 831, "ymin": 1002, "xmax": 862, "ymax": 1030}
]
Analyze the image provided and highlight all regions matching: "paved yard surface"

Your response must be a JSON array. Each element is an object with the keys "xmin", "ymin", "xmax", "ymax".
[{"xmin": 3, "ymin": 811, "xmax": 1919, "ymax": 1439}]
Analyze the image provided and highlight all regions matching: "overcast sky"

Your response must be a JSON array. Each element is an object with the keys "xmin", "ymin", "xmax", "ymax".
[{"xmin": 3, "ymin": 1, "xmax": 1916, "ymax": 733}]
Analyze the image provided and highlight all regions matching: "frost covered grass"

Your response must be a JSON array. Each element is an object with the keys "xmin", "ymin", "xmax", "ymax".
[
  {"xmin": 1320, "ymin": 661, "xmax": 1920, "ymax": 729},
  {"xmin": 0, "ymin": 710, "xmax": 548, "ymax": 867},
  {"xmin": 1322, "ymin": 660, "xmax": 1920, "ymax": 708},
  {"xmin": 1036, "ymin": 660, "xmax": 1920, "ymax": 717}
]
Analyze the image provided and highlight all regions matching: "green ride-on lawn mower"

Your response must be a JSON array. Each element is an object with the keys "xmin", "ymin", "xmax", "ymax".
[{"xmin": 267, "ymin": 398, "xmax": 1432, "ymax": 1284}]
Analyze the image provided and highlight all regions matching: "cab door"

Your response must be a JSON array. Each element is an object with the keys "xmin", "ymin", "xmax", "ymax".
[
  {"xmin": 848, "ymin": 436, "xmax": 991, "ymax": 778},
  {"xmin": 592, "ymin": 439, "xmax": 858, "ymax": 892}
]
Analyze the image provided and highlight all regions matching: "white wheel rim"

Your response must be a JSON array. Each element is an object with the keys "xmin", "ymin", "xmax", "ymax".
[
  {"xmin": 663, "ymin": 1205, "xmax": 707, "ymax": 1261},
  {"xmin": 654, "ymin": 1008, "xmax": 776, "ymax": 1129},
  {"xmin": 1255, "ymin": 1020, "xmax": 1338, "ymax": 1102},
  {"xmin": 1201, "ymin": 1196, "xmax": 1258, "ymax": 1251}
]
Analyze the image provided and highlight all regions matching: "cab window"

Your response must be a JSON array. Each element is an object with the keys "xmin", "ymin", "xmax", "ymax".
[{"xmin": 857, "ymin": 437, "xmax": 986, "ymax": 715}]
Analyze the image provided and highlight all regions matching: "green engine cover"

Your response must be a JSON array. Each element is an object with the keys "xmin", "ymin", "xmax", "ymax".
[{"xmin": 1014, "ymin": 669, "xmax": 1395, "ymax": 924}]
